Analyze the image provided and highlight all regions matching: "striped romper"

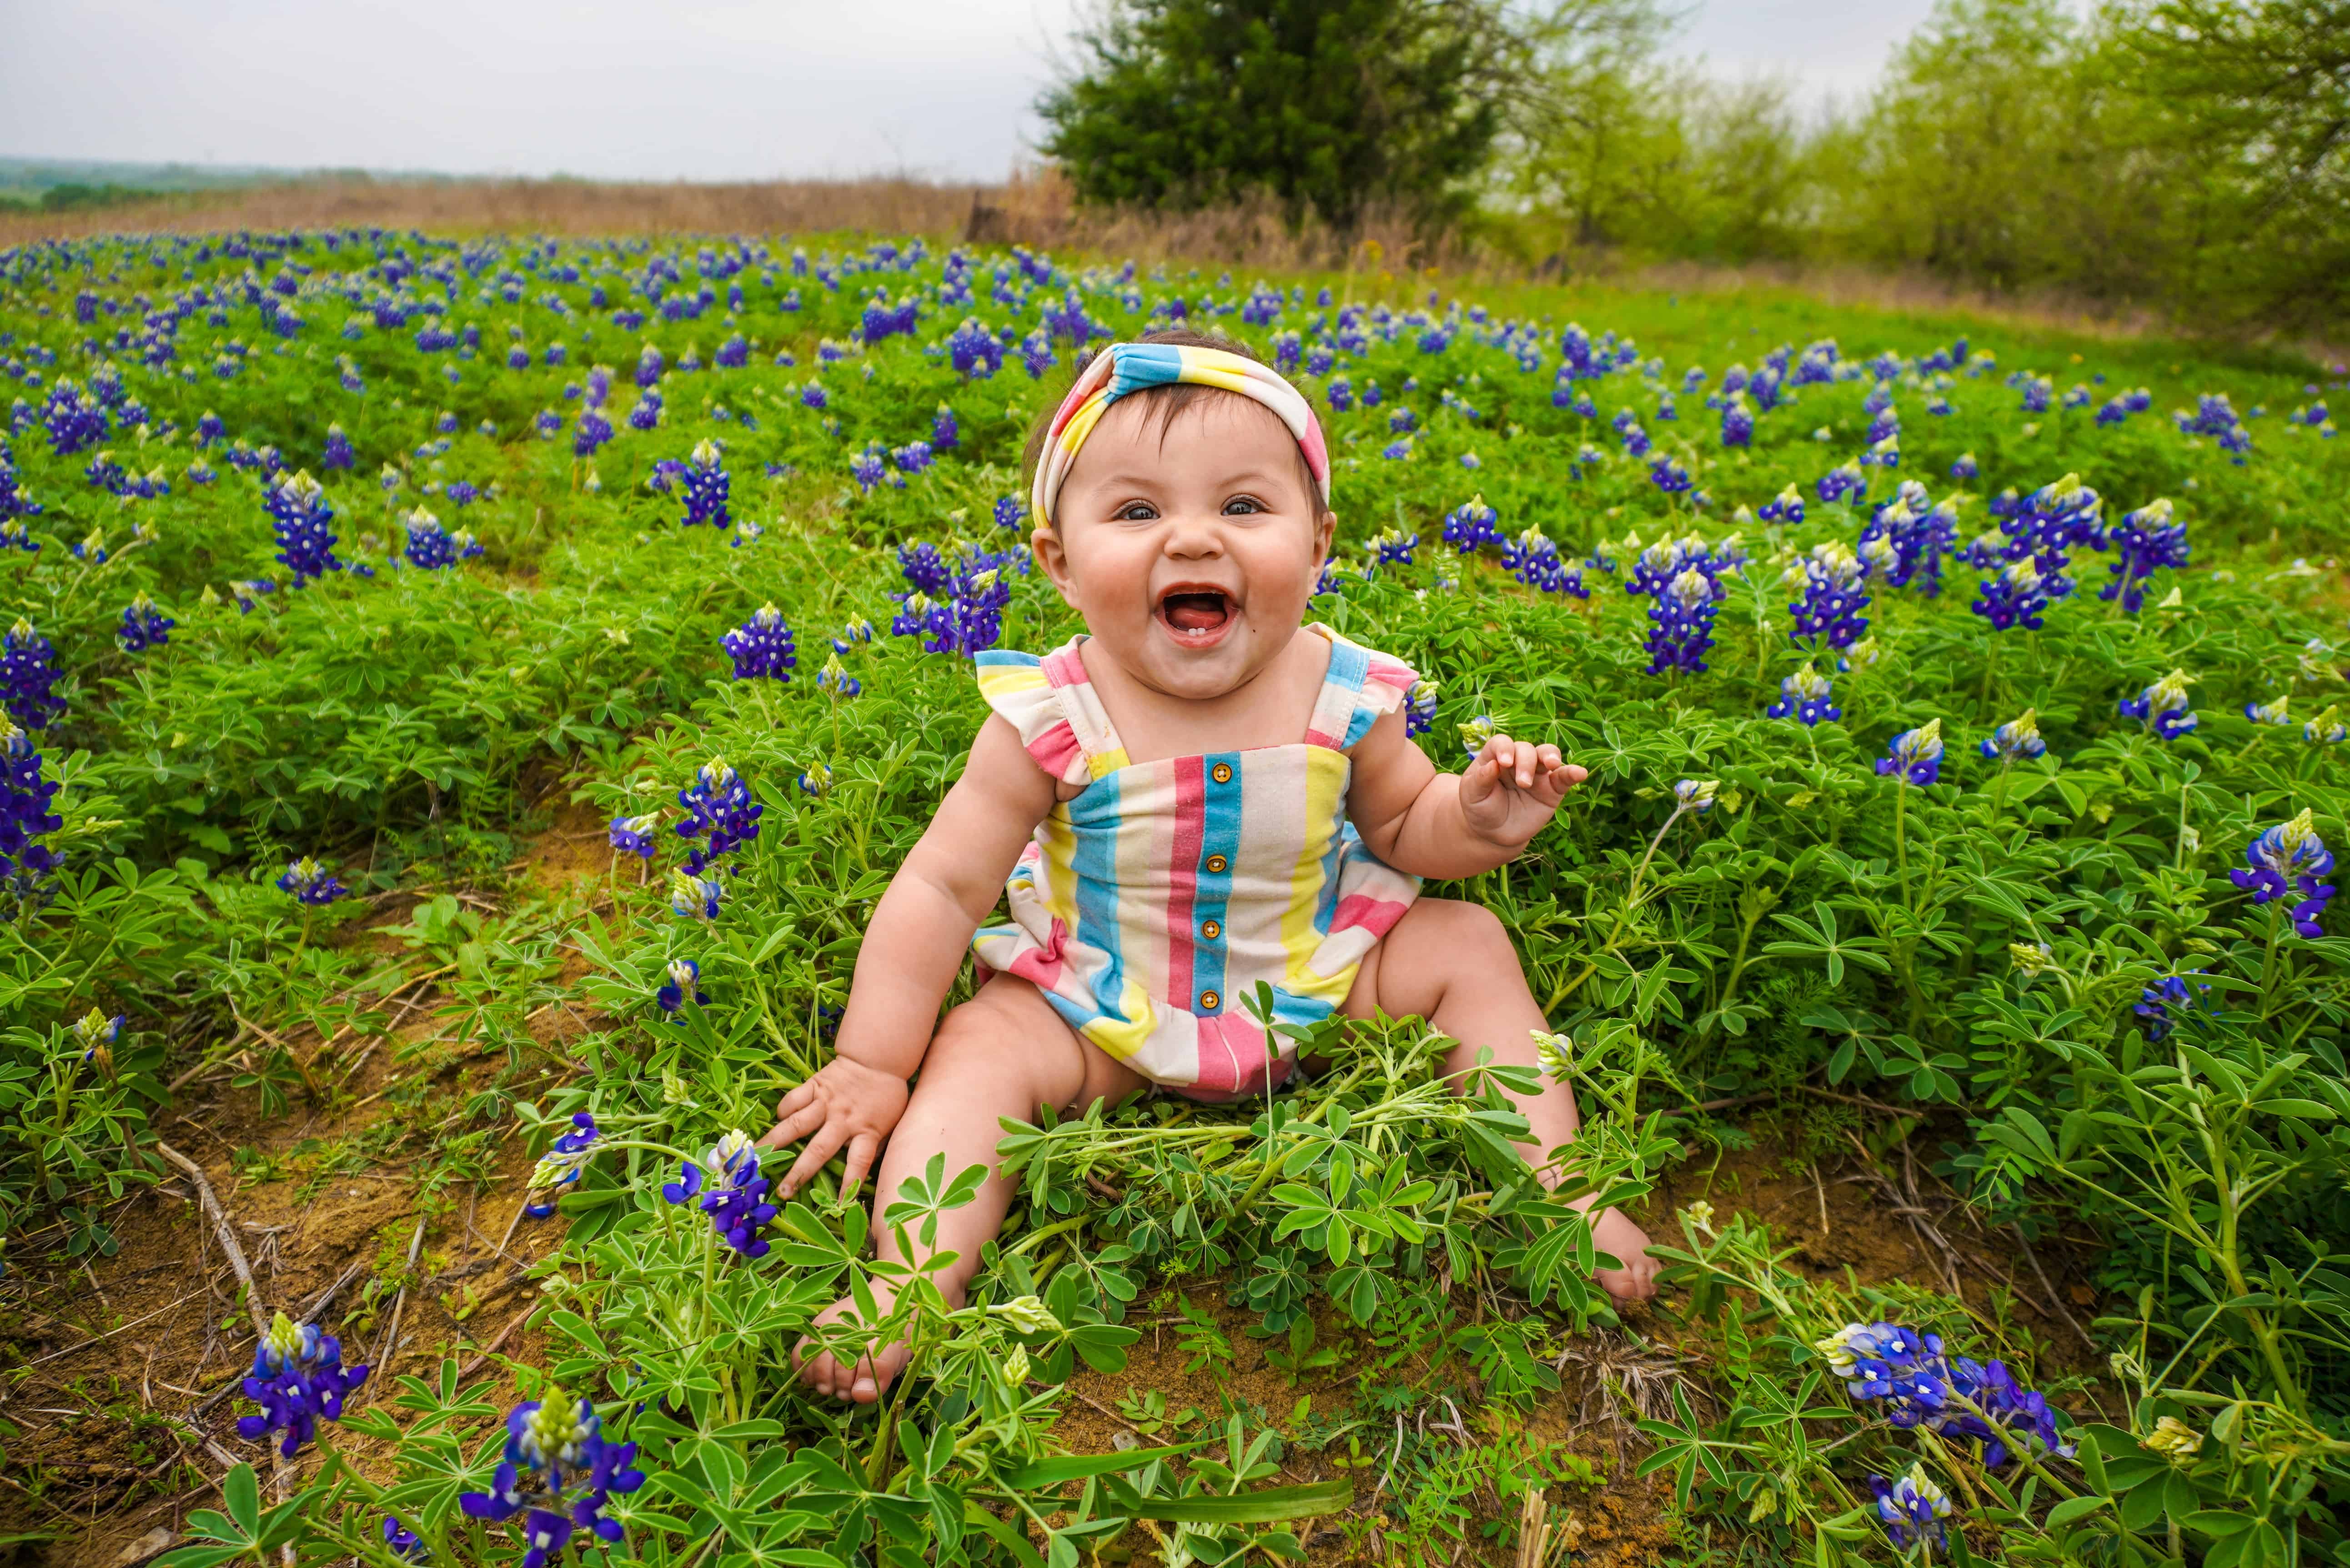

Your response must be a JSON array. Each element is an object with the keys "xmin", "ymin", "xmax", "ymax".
[{"xmin": 970, "ymin": 623, "xmax": 1422, "ymax": 1101}]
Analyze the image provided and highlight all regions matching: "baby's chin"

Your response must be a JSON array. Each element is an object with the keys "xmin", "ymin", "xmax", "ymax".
[{"xmin": 1095, "ymin": 612, "xmax": 1284, "ymax": 699}]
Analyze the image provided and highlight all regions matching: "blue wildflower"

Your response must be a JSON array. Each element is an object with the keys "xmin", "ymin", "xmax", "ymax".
[
  {"xmin": 670, "ymin": 869, "xmax": 723, "ymax": 920},
  {"xmin": 1646, "ymin": 565, "xmax": 1719, "ymax": 674},
  {"xmin": 662, "ymin": 1130, "xmax": 776, "ymax": 1257},
  {"xmin": 118, "ymin": 593, "xmax": 174, "ymax": 653},
  {"xmin": 721, "ymin": 603, "xmax": 796, "ymax": 682},
  {"xmin": 2100, "ymin": 498, "xmax": 2186, "ymax": 612},
  {"xmin": 1980, "ymin": 709, "xmax": 2045, "ymax": 763},
  {"xmin": 656, "ymin": 957, "xmax": 707, "ymax": 1016},
  {"xmin": 675, "ymin": 758, "xmax": 761, "ymax": 875},
  {"xmin": 2135, "ymin": 973, "xmax": 2206, "ymax": 1040},
  {"xmin": 522, "ymin": 1113, "xmax": 600, "ymax": 1218},
  {"xmin": 1877, "ymin": 720, "xmax": 1943, "ymax": 786},
  {"xmin": 0, "ymin": 722, "xmax": 63, "ymax": 884},
  {"xmin": 1869, "ymin": 1467, "xmax": 1952, "ymax": 1553},
  {"xmin": 321, "ymin": 425, "xmax": 354, "ymax": 471},
  {"xmin": 235, "ymin": 1311, "xmax": 368, "ymax": 1458},
  {"xmin": 1441, "ymin": 493, "xmax": 1499, "ymax": 554},
  {"xmin": 266, "ymin": 471, "xmax": 342, "ymax": 587},
  {"xmin": 680, "ymin": 439, "xmax": 731, "ymax": 528},
  {"xmin": 2229, "ymin": 809, "xmax": 2335, "ymax": 937},
  {"xmin": 1404, "ymin": 679, "xmax": 1439, "ymax": 739},
  {"xmin": 1757, "ymin": 483, "xmax": 1803, "ymax": 525},
  {"xmin": 277, "ymin": 857, "xmax": 347, "ymax": 905},
  {"xmin": 459, "ymin": 1392, "xmax": 644, "ymax": 1568},
  {"xmin": 1971, "ymin": 556, "xmax": 2050, "ymax": 632},
  {"xmin": 2119, "ymin": 669, "xmax": 2196, "ymax": 739},
  {"xmin": 0, "ymin": 621, "xmax": 64, "ymax": 733},
  {"xmin": 1785, "ymin": 543, "xmax": 1871, "ymax": 648},
  {"xmin": 607, "ymin": 813, "xmax": 661, "ymax": 859},
  {"xmin": 1767, "ymin": 664, "xmax": 1839, "ymax": 726}
]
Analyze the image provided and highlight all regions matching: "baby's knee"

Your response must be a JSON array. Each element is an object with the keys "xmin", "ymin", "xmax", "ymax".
[{"xmin": 1407, "ymin": 896, "xmax": 1513, "ymax": 958}]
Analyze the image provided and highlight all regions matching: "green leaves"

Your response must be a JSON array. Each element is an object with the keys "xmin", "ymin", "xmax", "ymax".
[{"xmin": 1762, "ymin": 900, "xmax": 1892, "ymax": 987}]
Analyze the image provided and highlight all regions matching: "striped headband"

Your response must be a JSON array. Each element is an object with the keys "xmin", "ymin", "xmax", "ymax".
[{"xmin": 1029, "ymin": 341, "xmax": 1332, "ymax": 527}]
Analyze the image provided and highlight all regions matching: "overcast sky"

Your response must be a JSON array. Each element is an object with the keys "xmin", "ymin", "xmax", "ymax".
[{"xmin": 0, "ymin": 0, "xmax": 1943, "ymax": 184}]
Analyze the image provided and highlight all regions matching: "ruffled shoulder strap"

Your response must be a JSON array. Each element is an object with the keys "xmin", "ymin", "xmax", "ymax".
[
  {"xmin": 974, "ymin": 639, "xmax": 1132, "ymax": 785},
  {"xmin": 1303, "ymin": 623, "xmax": 1421, "ymax": 751}
]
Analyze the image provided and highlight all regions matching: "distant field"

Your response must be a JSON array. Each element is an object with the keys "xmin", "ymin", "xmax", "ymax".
[{"xmin": 0, "ymin": 226, "xmax": 2344, "ymax": 1567}]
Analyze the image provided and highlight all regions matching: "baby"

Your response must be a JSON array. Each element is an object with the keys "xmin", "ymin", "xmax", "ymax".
[{"xmin": 764, "ymin": 328, "xmax": 1657, "ymax": 1403}]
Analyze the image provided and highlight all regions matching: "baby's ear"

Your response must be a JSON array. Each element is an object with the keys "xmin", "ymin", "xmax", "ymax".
[
  {"xmin": 1313, "ymin": 508, "xmax": 1338, "ymax": 563},
  {"xmin": 1030, "ymin": 526, "xmax": 1080, "ymax": 606}
]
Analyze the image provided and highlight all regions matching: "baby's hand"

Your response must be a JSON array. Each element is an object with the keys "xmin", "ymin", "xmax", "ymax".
[
  {"xmin": 1460, "ymin": 735, "xmax": 1587, "ymax": 848},
  {"xmin": 758, "ymin": 1055, "xmax": 910, "ymax": 1200}
]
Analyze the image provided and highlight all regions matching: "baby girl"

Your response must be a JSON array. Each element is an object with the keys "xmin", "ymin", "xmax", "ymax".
[{"xmin": 764, "ymin": 328, "xmax": 1658, "ymax": 1403}]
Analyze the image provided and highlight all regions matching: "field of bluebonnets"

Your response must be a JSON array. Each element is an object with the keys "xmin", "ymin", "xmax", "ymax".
[{"xmin": 0, "ymin": 225, "xmax": 2346, "ymax": 1568}]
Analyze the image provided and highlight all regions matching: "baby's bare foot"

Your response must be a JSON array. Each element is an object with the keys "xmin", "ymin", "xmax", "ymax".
[{"xmin": 793, "ymin": 1281, "xmax": 963, "ymax": 1403}]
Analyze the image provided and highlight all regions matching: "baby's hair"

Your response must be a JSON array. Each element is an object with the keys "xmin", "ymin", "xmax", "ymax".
[{"xmin": 1021, "ymin": 327, "xmax": 1328, "ymax": 528}]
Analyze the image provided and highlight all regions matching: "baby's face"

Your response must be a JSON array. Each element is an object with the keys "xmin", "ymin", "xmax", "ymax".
[{"xmin": 1036, "ymin": 394, "xmax": 1331, "ymax": 702}]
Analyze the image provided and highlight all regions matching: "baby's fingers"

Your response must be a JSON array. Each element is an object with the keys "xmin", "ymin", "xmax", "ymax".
[
  {"xmin": 758, "ymin": 1094, "xmax": 827, "ymax": 1152},
  {"xmin": 839, "ymin": 1131, "xmax": 883, "ymax": 1196},
  {"xmin": 781, "ymin": 1120, "xmax": 851, "ymax": 1199}
]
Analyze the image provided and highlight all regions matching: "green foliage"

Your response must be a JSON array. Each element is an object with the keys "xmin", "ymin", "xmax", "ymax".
[
  {"xmin": 4, "ymin": 222, "xmax": 2347, "ymax": 1563},
  {"xmin": 1037, "ymin": 0, "xmax": 1517, "ymax": 230}
]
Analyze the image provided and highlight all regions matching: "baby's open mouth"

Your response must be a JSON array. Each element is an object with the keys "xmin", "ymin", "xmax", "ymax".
[{"xmin": 1156, "ymin": 585, "xmax": 1235, "ymax": 637}]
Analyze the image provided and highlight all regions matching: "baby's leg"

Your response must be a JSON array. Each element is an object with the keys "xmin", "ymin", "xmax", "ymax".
[
  {"xmin": 1341, "ymin": 897, "xmax": 1658, "ymax": 1302},
  {"xmin": 795, "ymin": 975, "xmax": 1146, "ymax": 1402}
]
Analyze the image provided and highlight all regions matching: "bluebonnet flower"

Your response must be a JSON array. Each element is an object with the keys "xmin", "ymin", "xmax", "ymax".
[
  {"xmin": 2230, "ymin": 809, "xmax": 2335, "ymax": 938},
  {"xmin": 607, "ymin": 813, "xmax": 662, "ymax": 859},
  {"xmin": 399, "ymin": 510, "xmax": 472, "ymax": 571},
  {"xmin": 662, "ymin": 1130, "xmax": 776, "ymax": 1257},
  {"xmin": 43, "ymin": 387, "xmax": 108, "ymax": 455},
  {"xmin": 266, "ymin": 471, "xmax": 342, "ymax": 587},
  {"xmin": 2119, "ymin": 668, "xmax": 2196, "ymax": 739},
  {"xmin": 277, "ymin": 856, "xmax": 347, "ymax": 905},
  {"xmin": 656, "ymin": 957, "xmax": 707, "ymax": 1015},
  {"xmin": 1459, "ymin": 451, "xmax": 1481, "ymax": 470},
  {"xmin": 2101, "ymin": 498, "xmax": 2187, "ymax": 612},
  {"xmin": 720, "ymin": 603, "xmax": 796, "ymax": 682},
  {"xmin": 1441, "ymin": 494, "xmax": 1499, "ymax": 553},
  {"xmin": 1404, "ymin": 679, "xmax": 1439, "ymax": 739},
  {"xmin": 1380, "ymin": 438, "xmax": 1412, "ymax": 461},
  {"xmin": 1369, "ymin": 528, "xmax": 1419, "ymax": 567},
  {"xmin": 670, "ymin": 868, "xmax": 723, "ymax": 920},
  {"xmin": 1457, "ymin": 716, "xmax": 1496, "ymax": 761},
  {"xmin": 676, "ymin": 757, "xmax": 762, "ymax": 874},
  {"xmin": 118, "ymin": 593, "xmax": 174, "ymax": 653},
  {"xmin": 459, "ymin": 1392, "xmax": 645, "ymax": 1568},
  {"xmin": 382, "ymin": 1517, "xmax": 426, "ymax": 1560},
  {"xmin": 1, "ymin": 621, "xmax": 66, "ymax": 731},
  {"xmin": 1767, "ymin": 664, "xmax": 1838, "ymax": 725},
  {"xmin": 1785, "ymin": 543, "xmax": 1871, "ymax": 648},
  {"xmin": 634, "ymin": 343, "xmax": 664, "ymax": 388},
  {"xmin": 1757, "ymin": 483, "xmax": 1803, "ymax": 525},
  {"xmin": 715, "ymin": 334, "xmax": 748, "ymax": 369},
  {"xmin": 235, "ymin": 1311, "xmax": 368, "ymax": 1458},
  {"xmin": 1500, "ymin": 528, "xmax": 1585, "ymax": 597},
  {"xmin": 815, "ymin": 652, "xmax": 860, "ymax": 697},
  {"xmin": 891, "ymin": 542, "xmax": 1022, "ymax": 657},
  {"xmin": 1861, "ymin": 433, "xmax": 1901, "ymax": 469},
  {"xmin": 195, "ymin": 411, "xmax": 225, "ymax": 447},
  {"xmin": 850, "ymin": 447, "xmax": 885, "ymax": 493},
  {"xmin": 679, "ymin": 439, "xmax": 731, "ymax": 528},
  {"xmin": 522, "ymin": 1113, "xmax": 600, "ymax": 1217},
  {"xmin": 1673, "ymin": 779, "xmax": 1719, "ymax": 814},
  {"xmin": 2245, "ymin": 695, "xmax": 2291, "ymax": 728},
  {"xmin": 1869, "ymin": 1466, "xmax": 1952, "ymax": 1552},
  {"xmin": 444, "ymin": 480, "xmax": 480, "ymax": 509},
  {"xmin": 0, "ymin": 722, "xmax": 64, "ymax": 883},
  {"xmin": 321, "ymin": 425, "xmax": 353, "ymax": 470},
  {"xmin": 1646, "ymin": 565, "xmax": 1720, "ymax": 674},
  {"xmin": 893, "ymin": 439, "xmax": 934, "ymax": 476},
  {"xmin": 1877, "ymin": 720, "xmax": 1943, "ymax": 786},
  {"xmin": 0, "ymin": 442, "xmax": 41, "ymax": 533},
  {"xmin": 832, "ymin": 616, "xmax": 875, "ymax": 653},
  {"xmin": 627, "ymin": 393, "xmax": 662, "ymax": 432},
  {"xmin": 226, "ymin": 579, "xmax": 277, "ymax": 613},
  {"xmin": 536, "ymin": 409, "xmax": 564, "ymax": 441},
  {"xmin": 1981, "ymin": 709, "xmax": 2045, "ymax": 763},
  {"xmin": 2304, "ymin": 704, "xmax": 2346, "ymax": 744},
  {"xmin": 1620, "ymin": 420, "xmax": 1651, "ymax": 458},
  {"xmin": 1817, "ymin": 462, "xmax": 1867, "ymax": 506},
  {"xmin": 931, "ymin": 403, "xmax": 960, "ymax": 451},
  {"xmin": 798, "ymin": 763, "xmax": 832, "ymax": 797},
  {"xmin": 2136, "ymin": 973, "xmax": 2206, "ymax": 1040},
  {"xmin": 1820, "ymin": 1319, "xmax": 2071, "ymax": 1467},
  {"xmin": 1972, "ymin": 555, "xmax": 2051, "ymax": 631}
]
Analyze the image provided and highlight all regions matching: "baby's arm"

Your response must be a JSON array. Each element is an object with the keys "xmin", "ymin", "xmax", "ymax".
[
  {"xmin": 1348, "ymin": 710, "xmax": 1587, "ymax": 878},
  {"xmin": 759, "ymin": 714, "xmax": 1056, "ymax": 1197}
]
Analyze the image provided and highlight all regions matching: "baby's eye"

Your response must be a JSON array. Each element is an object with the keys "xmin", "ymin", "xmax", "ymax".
[
  {"xmin": 1221, "ymin": 496, "xmax": 1265, "ymax": 516},
  {"xmin": 1115, "ymin": 501, "xmax": 1160, "ymax": 522}
]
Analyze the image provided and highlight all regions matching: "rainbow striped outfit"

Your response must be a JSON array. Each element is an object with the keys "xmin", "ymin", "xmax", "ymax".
[{"xmin": 971, "ymin": 624, "xmax": 1421, "ymax": 1100}]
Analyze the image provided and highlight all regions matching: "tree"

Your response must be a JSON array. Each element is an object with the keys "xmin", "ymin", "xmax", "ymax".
[
  {"xmin": 1035, "ymin": 0, "xmax": 1521, "ymax": 233},
  {"xmin": 2104, "ymin": 0, "xmax": 2350, "ymax": 332}
]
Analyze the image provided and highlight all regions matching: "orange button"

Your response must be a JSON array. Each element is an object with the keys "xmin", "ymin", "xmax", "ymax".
[
  {"xmin": 1205, "ymin": 854, "xmax": 1228, "ymax": 874},
  {"xmin": 1210, "ymin": 763, "xmax": 1234, "ymax": 784},
  {"xmin": 1201, "ymin": 919, "xmax": 1221, "ymax": 940},
  {"xmin": 1199, "ymin": 990, "xmax": 1221, "ymax": 1011}
]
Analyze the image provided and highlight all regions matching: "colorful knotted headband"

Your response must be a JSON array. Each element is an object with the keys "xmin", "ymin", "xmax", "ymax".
[{"xmin": 1029, "ymin": 341, "xmax": 1332, "ymax": 527}]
